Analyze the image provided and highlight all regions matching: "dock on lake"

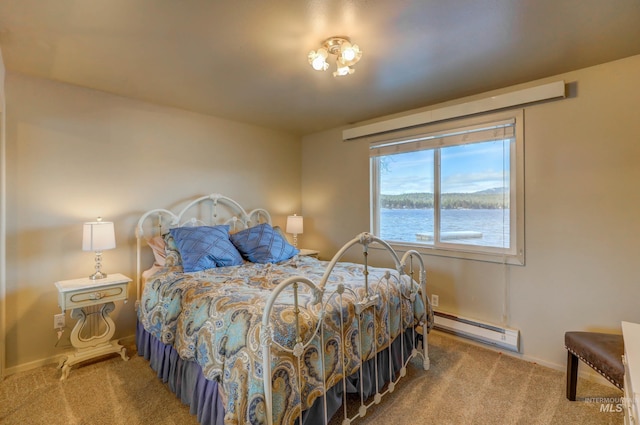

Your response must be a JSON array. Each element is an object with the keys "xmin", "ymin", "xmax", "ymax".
[{"xmin": 416, "ymin": 231, "xmax": 483, "ymax": 241}]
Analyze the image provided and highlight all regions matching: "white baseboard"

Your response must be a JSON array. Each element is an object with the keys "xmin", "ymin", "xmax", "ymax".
[
  {"xmin": 4, "ymin": 354, "xmax": 62, "ymax": 376},
  {"xmin": 3, "ymin": 333, "xmax": 137, "ymax": 377}
]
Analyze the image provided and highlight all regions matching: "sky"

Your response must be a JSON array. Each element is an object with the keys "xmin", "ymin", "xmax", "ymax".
[{"xmin": 379, "ymin": 140, "xmax": 510, "ymax": 195}]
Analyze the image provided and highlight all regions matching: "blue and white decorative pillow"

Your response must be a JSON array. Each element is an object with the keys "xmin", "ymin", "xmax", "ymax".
[
  {"xmin": 230, "ymin": 223, "xmax": 299, "ymax": 264},
  {"xmin": 169, "ymin": 225, "xmax": 244, "ymax": 272}
]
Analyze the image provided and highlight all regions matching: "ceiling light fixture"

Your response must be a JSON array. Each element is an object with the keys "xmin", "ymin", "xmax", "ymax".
[{"xmin": 308, "ymin": 36, "xmax": 363, "ymax": 77}]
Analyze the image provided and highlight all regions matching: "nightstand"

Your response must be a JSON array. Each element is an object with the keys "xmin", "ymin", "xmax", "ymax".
[
  {"xmin": 55, "ymin": 273, "xmax": 131, "ymax": 380},
  {"xmin": 298, "ymin": 248, "xmax": 320, "ymax": 258}
]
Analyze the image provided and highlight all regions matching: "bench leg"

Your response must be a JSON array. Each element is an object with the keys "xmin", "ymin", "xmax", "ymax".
[{"xmin": 567, "ymin": 351, "xmax": 579, "ymax": 401}]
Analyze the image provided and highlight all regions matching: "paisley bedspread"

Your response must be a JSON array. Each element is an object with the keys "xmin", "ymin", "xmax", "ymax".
[{"xmin": 138, "ymin": 256, "xmax": 426, "ymax": 425}]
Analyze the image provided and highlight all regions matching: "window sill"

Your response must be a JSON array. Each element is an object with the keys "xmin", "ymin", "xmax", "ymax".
[{"xmin": 372, "ymin": 242, "xmax": 525, "ymax": 266}]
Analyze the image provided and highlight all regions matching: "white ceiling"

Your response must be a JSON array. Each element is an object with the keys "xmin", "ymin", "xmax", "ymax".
[{"xmin": 1, "ymin": 0, "xmax": 640, "ymax": 136}]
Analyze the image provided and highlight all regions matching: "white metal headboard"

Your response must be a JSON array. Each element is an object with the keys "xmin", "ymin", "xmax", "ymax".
[{"xmin": 135, "ymin": 193, "xmax": 272, "ymax": 305}]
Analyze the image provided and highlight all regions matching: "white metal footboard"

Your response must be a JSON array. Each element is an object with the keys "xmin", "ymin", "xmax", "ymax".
[{"xmin": 260, "ymin": 232, "xmax": 433, "ymax": 425}]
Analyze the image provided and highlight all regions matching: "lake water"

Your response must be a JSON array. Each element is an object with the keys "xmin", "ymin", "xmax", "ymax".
[{"xmin": 380, "ymin": 208, "xmax": 510, "ymax": 248}]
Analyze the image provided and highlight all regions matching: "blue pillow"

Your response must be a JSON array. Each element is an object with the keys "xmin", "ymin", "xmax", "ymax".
[
  {"xmin": 169, "ymin": 225, "xmax": 243, "ymax": 272},
  {"xmin": 230, "ymin": 223, "xmax": 299, "ymax": 264}
]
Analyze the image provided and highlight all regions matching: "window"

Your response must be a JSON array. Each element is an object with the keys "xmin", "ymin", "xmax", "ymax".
[{"xmin": 370, "ymin": 110, "xmax": 524, "ymax": 265}]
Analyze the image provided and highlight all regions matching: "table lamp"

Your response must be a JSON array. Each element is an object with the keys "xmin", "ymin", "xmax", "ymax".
[
  {"xmin": 82, "ymin": 217, "xmax": 116, "ymax": 279},
  {"xmin": 286, "ymin": 214, "xmax": 303, "ymax": 248}
]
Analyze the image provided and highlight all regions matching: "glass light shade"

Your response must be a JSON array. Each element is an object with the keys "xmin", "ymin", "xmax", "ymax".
[
  {"xmin": 309, "ymin": 48, "xmax": 329, "ymax": 71},
  {"xmin": 286, "ymin": 215, "xmax": 304, "ymax": 235},
  {"xmin": 82, "ymin": 221, "xmax": 116, "ymax": 251},
  {"xmin": 340, "ymin": 43, "xmax": 362, "ymax": 65},
  {"xmin": 341, "ymin": 41, "xmax": 355, "ymax": 61},
  {"xmin": 333, "ymin": 62, "xmax": 354, "ymax": 77}
]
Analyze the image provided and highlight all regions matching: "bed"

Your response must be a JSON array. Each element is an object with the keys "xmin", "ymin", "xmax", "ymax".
[{"xmin": 135, "ymin": 194, "xmax": 434, "ymax": 425}]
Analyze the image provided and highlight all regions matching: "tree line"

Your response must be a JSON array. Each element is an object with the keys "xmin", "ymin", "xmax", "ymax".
[{"xmin": 380, "ymin": 192, "xmax": 509, "ymax": 209}]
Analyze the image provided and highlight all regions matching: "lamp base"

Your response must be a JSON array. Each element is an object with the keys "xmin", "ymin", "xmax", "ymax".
[
  {"xmin": 89, "ymin": 271, "xmax": 107, "ymax": 280},
  {"xmin": 90, "ymin": 250, "xmax": 107, "ymax": 280}
]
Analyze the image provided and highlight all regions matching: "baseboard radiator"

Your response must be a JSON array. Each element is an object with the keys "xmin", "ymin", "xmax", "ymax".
[{"xmin": 434, "ymin": 311, "xmax": 520, "ymax": 353}]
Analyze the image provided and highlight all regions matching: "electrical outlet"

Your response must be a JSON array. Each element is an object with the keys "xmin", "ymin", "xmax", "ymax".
[
  {"xmin": 54, "ymin": 313, "xmax": 65, "ymax": 329},
  {"xmin": 431, "ymin": 294, "xmax": 439, "ymax": 307}
]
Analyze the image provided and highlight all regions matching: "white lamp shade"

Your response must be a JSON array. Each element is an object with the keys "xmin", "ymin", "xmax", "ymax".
[
  {"xmin": 82, "ymin": 221, "xmax": 116, "ymax": 251},
  {"xmin": 286, "ymin": 215, "xmax": 303, "ymax": 234}
]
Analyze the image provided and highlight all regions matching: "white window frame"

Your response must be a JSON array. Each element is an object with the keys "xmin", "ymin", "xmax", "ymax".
[{"xmin": 370, "ymin": 109, "xmax": 525, "ymax": 265}]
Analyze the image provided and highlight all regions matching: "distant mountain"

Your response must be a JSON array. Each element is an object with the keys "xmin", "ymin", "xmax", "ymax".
[
  {"xmin": 473, "ymin": 187, "xmax": 507, "ymax": 194},
  {"xmin": 380, "ymin": 188, "xmax": 509, "ymax": 209}
]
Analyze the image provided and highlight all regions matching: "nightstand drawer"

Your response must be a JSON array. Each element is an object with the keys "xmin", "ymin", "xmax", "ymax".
[
  {"xmin": 55, "ymin": 273, "xmax": 131, "ymax": 312},
  {"xmin": 62, "ymin": 283, "xmax": 128, "ymax": 309}
]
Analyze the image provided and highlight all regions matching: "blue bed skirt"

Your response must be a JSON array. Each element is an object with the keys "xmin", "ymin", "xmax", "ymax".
[
  {"xmin": 136, "ymin": 321, "xmax": 225, "ymax": 425},
  {"xmin": 137, "ymin": 321, "xmax": 417, "ymax": 425}
]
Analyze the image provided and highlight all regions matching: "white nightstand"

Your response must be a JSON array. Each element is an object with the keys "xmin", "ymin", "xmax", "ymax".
[
  {"xmin": 55, "ymin": 273, "xmax": 131, "ymax": 380},
  {"xmin": 298, "ymin": 248, "xmax": 320, "ymax": 258}
]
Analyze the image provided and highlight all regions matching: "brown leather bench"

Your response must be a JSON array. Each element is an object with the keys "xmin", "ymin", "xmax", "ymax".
[{"xmin": 565, "ymin": 331, "xmax": 624, "ymax": 400}]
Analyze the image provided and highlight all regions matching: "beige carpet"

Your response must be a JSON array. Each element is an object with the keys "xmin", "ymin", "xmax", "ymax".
[{"xmin": 0, "ymin": 331, "xmax": 623, "ymax": 425}]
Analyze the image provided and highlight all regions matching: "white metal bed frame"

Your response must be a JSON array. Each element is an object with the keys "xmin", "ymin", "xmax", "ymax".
[{"xmin": 135, "ymin": 193, "xmax": 432, "ymax": 425}]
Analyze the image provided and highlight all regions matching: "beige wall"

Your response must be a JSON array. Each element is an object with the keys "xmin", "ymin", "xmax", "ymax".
[
  {"xmin": 4, "ymin": 73, "xmax": 301, "ymax": 372},
  {"xmin": 302, "ymin": 54, "xmax": 640, "ymax": 369}
]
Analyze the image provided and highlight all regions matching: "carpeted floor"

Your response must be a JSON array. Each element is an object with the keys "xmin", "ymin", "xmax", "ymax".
[{"xmin": 0, "ymin": 331, "xmax": 623, "ymax": 425}]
